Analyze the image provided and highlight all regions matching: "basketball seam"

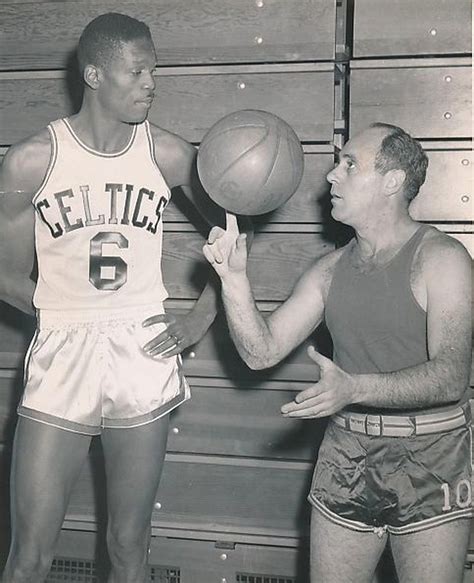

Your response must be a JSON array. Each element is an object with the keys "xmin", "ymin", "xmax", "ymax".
[
  {"xmin": 260, "ymin": 126, "xmax": 282, "ymax": 190},
  {"xmin": 209, "ymin": 125, "xmax": 271, "ymax": 182},
  {"xmin": 199, "ymin": 123, "xmax": 268, "ymax": 152}
]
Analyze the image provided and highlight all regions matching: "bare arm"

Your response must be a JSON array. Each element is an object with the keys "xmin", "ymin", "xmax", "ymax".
[
  {"xmin": 203, "ymin": 213, "xmax": 336, "ymax": 369},
  {"xmin": 0, "ymin": 132, "xmax": 50, "ymax": 315},
  {"xmin": 143, "ymin": 127, "xmax": 252, "ymax": 355},
  {"xmin": 282, "ymin": 232, "xmax": 472, "ymax": 417},
  {"xmin": 356, "ymin": 233, "xmax": 472, "ymax": 407}
]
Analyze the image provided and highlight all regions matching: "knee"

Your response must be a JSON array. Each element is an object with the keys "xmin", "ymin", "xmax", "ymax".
[{"xmin": 107, "ymin": 524, "xmax": 149, "ymax": 564}]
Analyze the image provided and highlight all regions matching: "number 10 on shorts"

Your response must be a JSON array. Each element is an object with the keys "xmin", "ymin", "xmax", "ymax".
[{"xmin": 441, "ymin": 479, "xmax": 472, "ymax": 511}]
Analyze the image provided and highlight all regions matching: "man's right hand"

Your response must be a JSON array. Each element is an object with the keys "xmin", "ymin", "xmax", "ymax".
[{"xmin": 203, "ymin": 212, "xmax": 248, "ymax": 279}]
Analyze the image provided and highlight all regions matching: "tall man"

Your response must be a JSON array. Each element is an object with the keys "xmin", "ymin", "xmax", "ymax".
[
  {"xmin": 203, "ymin": 123, "xmax": 472, "ymax": 582},
  {"xmin": 0, "ymin": 12, "xmax": 222, "ymax": 583}
]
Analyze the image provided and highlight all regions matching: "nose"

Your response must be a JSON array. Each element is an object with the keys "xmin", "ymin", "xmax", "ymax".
[
  {"xmin": 326, "ymin": 165, "xmax": 338, "ymax": 184},
  {"xmin": 143, "ymin": 71, "xmax": 156, "ymax": 91}
]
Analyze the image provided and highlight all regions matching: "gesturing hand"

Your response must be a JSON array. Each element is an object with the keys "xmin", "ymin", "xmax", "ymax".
[
  {"xmin": 203, "ymin": 212, "xmax": 248, "ymax": 278},
  {"xmin": 281, "ymin": 346, "xmax": 355, "ymax": 418}
]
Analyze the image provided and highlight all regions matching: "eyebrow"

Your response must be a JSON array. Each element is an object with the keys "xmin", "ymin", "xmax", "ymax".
[{"xmin": 335, "ymin": 152, "xmax": 357, "ymax": 164}]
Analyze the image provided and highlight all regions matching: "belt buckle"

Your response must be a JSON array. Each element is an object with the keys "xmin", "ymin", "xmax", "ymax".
[{"xmin": 365, "ymin": 414, "xmax": 382, "ymax": 436}]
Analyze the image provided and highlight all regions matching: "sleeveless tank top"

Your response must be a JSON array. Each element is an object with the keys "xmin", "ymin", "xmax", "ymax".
[
  {"xmin": 326, "ymin": 226, "xmax": 429, "ymax": 376},
  {"xmin": 32, "ymin": 119, "xmax": 170, "ymax": 310},
  {"xmin": 326, "ymin": 225, "xmax": 469, "ymax": 413}
]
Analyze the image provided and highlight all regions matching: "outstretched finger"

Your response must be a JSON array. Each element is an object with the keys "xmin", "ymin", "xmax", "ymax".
[{"xmin": 225, "ymin": 212, "xmax": 240, "ymax": 236}]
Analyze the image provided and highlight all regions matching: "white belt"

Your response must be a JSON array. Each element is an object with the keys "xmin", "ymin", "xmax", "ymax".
[{"xmin": 332, "ymin": 404, "xmax": 469, "ymax": 437}]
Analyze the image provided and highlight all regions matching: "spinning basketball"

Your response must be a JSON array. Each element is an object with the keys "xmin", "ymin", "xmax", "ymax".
[{"xmin": 197, "ymin": 109, "xmax": 304, "ymax": 215}]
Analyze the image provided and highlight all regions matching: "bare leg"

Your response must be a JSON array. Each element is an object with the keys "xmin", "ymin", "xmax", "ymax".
[
  {"xmin": 310, "ymin": 508, "xmax": 387, "ymax": 583},
  {"xmin": 390, "ymin": 519, "xmax": 471, "ymax": 583},
  {"xmin": 2, "ymin": 417, "xmax": 92, "ymax": 583},
  {"xmin": 101, "ymin": 416, "xmax": 169, "ymax": 583}
]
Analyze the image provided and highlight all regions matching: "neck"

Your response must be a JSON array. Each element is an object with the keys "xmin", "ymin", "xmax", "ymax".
[
  {"xmin": 353, "ymin": 214, "xmax": 418, "ymax": 259},
  {"xmin": 69, "ymin": 107, "xmax": 134, "ymax": 153}
]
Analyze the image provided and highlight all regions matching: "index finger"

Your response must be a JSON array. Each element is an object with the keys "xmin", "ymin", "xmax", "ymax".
[{"xmin": 225, "ymin": 211, "xmax": 239, "ymax": 235}]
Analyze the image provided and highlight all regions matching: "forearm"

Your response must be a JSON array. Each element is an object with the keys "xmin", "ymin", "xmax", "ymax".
[
  {"xmin": 188, "ymin": 273, "xmax": 220, "ymax": 335},
  {"xmin": 221, "ymin": 274, "xmax": 279, "ymax": 369},
  {"xmin": 351, "ymin": 353, "xmax": 471, "ymax": 409}
]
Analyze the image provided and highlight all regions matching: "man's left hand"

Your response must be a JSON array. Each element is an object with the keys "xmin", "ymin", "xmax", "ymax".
[
  {"xmin": 281, "ymin": 346, "xmax": 355, "ymax": 418},
  {"xmin": 142, "ymin": 311, "xmax": 207, "ymax": 358}
]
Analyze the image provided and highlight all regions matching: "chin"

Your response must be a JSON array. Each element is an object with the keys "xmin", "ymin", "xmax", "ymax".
[
  {"xmin": 131, "ymin": 114, "xmax": 148, "ymax": 124},
  {"xmin": 330, "ymin": 206, "xmax": 342, "ymax": 221},
  {"xmin": 330, "ymin": 206, "xmax": 352, "ymax": 228},
  {"xmin": 123, "ymin": 110, "xmax": 148, "ymax": 124}
]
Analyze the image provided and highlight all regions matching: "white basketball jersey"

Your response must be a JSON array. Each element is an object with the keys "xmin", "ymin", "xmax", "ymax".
[{"xmin": 33, "ymin": 119, "xmax": 171, "ymax": 310}]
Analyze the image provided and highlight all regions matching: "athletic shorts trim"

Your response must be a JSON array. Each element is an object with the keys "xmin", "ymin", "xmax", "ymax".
[
  {"xmin": 17, "ymin": 373, "xmax": 189, "ymax": 435},
  {"xmin": 18, "ymin": 407, "xmax": 102, "ymax": 436},
  {"xmin": 309, "ymin": 493, "xmax": 473, "ymax": 536}
]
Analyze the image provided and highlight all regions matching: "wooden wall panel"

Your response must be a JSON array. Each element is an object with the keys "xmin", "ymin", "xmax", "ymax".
[
  {"xmin": 0, "ymin": 76, "xmax": 74, "ymax": 146},
  {"xmin": 167, "ymin": 384, "xmax": 326, "ymax": 460},
  {"xmin": 179, "ymin": 311, "xmax": 330, "ymax": 383},
  {"xmin": 0, "ymin": 308, "xmax": 34, "ymax": 369},
  {"xmin": 0, "ymin": 373, "xmax": 22, "ymax": 443},
  {"xmin": 410, "ymin": 149, "xmax": 472, "ymax": 222},
  {"xmin": 148, "ymin": 538, "xmax": 305, "ymax": 582},
  {"xmin": 0, "ymin": 66, "xmax": 334, "ymax": 146},
  {"xmin": 350, "ymin": 61, "xmax": 472, "ymax": 139},
  {"xmin": 1, "ymin": 1, "xmax": 472, "ymax": 576},
  {"xmin": 0, "ymin": 0, "xmax": 336, "ymax": 71},
  {"xmin": 65, "ymin": 452, "xmax": 313, "ymax": 539},
  {"xmin": 166, "ymin": 149, "xmax": 335, "ymax": 224},
  {"xmin": 152, "ymin": 66, "xmax": 334, "ymax": 143},
  {"xmin": 353, "ymin": 0, "xmax": 472, "ymax": 58},
  {"xmin": 162, "ymin": 231, "xmax": 334, "ymax": 301},
  {"xmin": 448, "ymin": 233, "xmax": 473, "ymax": 258}
]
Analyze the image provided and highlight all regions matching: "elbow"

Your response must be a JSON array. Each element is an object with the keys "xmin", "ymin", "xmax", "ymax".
[
  {"xmin": 246, "ymin": 358, "xmax": 268, "ymax": 371},
  {"xmin": 447, "ymin": 376, "xmax": 470, "ymax": 404},
  {"xmin": 243, "ymin": 351, "xmax": 280, "ymax": 371},
  {"xmin": 443, "ymin": 369, "xmax": 470, "ymax": 404},
  {"xmin": 429, "ymin": 352, "xmax": 471, "ymax": 405}
]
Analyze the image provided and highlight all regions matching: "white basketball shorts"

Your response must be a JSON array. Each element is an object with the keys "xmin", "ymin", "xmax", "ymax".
[{"xmin": 18, "ymin": 304, "xmax": 190, "ymax": 435}]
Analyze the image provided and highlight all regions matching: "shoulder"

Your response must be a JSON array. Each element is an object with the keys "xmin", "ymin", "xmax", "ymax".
[
  {"xmin": 295, "ymin": 244, "xmax": 348, "ymax": 298},
  {"xmin": 1, "ymin": 128, "xmax": 52, "ymax": 199},
  {"xmin": 148, "ymin": 123, "xmax": 196, "ymax": 188},
  {"xmin": 416, "ymin": 226, "xmax": 471, "ymax": 273}
]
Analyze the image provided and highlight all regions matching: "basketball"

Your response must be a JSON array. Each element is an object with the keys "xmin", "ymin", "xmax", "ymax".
[{"xmin": 197, "ymin": 109, "xmax": 304, "ymax": 215}]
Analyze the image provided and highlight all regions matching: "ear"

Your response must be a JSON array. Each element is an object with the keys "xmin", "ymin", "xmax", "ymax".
[
  {"xmin": 83, "ymin": 64, "xmax": 101, "ymax": 90},
  {"xmin": 383, "ymin": 169, "xmax": 406, "ymax": 197}
]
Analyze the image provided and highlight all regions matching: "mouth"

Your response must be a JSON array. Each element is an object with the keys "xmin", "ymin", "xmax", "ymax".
[
  {"xmin": 330, "ymin": 190, "xmax": 342, "ymax": 201},
  {"xmin": 136, "ymin": 96, "xmax": 154, "ymax": 106}
]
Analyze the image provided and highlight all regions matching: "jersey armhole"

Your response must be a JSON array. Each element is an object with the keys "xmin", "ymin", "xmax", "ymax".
[
  {"xmin": 32, "ymin": 124, "xmax": 58, "ymax": 204},
  {"xmin": 144, "ymin": 121, "xmax": 171, "ymax": 201}
]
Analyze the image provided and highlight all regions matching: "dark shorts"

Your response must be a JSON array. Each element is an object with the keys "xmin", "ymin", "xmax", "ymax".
[{"xmin": 308, "ymin": 417, "xmax": 473, "ymax": 535}]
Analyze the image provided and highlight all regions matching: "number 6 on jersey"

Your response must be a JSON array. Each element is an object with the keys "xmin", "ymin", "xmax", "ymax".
[{"xmin": 89, "ymin": 232, "xmax": 129, "ymax": 291}]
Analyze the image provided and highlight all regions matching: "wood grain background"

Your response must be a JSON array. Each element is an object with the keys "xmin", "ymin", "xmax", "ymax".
[{"xmin": 0, "ymin": 1, "xmax": 472, "ymax": 581}]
